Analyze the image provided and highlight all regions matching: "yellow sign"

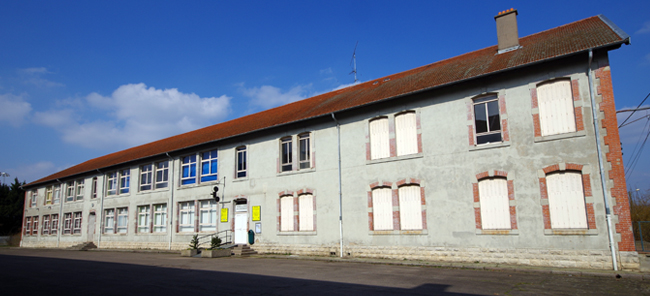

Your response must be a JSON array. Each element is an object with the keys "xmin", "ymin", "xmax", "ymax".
[
  {"xmin": 252, "ymin": 206, "xmax": 261, "ymax": 221},
  {"xmin": 220, "ymin": 208, "xmax": 229, "ymax": 222}
]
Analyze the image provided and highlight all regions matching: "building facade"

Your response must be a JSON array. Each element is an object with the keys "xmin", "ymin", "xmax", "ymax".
[{"xmin": 21, "ymin": 11, "xmax": 638, "ymax": 270}]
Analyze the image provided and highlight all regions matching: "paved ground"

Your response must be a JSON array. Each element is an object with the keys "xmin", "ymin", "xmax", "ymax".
[{"xmin": 0, "ymin": 248, "xmax": 649, "ymax": 295}]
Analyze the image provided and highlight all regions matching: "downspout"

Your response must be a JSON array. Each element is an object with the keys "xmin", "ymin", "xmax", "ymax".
[
  {"xmin": 331, "ymin": 113, "xmax": 344, "ymax": 258},
  {"xmin": 56, "ymin": 179, "xmax": 64, "ymax": 248},
  {"xmin": 588, "ymin": 49, "xmax": 618, "ymax": 271},
  {"xmin": 96, "ymin": 170, "xmax": 105, "ymax": 249},
  {"xmin": 166, "ymin": 153, "xmax": 175, "ymax": 250}
]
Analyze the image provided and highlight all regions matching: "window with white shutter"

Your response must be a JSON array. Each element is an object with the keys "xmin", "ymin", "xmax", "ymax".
[
  {"xmin": 280, "ymin": 196, "xmax": 294, "ymax": 231},
  {"xmin": 398, "ymin": 185, "xmax": 422, "ymax": 230},
  {"xmin": 369, "ymin": 118, "xmax": 390, "ymax": 160},
  {"xmin": 546, "ymin": 171, "xmax": 587, "ymax": 229},
  {"xmin": 299, "ymin": 194, "xmax": 314, "ymax": 231},
  {"xmin": 372, "ymin": 187, "xmax": 393, "ymax": 230},
  {"xmin": 478, "ymin": 178, "xmax": 511, "ymax": 230},
  {"xmin": 537, "ymin": 80, "xmax": 576, "ymax": 136},
  {"xmin": 395, "ymin": 112, "xmax": 418, "ymax": 156}
]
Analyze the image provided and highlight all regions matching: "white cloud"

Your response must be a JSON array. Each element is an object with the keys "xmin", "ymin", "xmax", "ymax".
[
  {"xmin": 5, "ymin": 161, "xmax": 59, "ymax": 184},
  {"xmin": 320, "ymin": 68, "xmax": 333, "ymax": 75},
  {"xmin": 18, "ymin": 67, "xmax": 64, "ymax": 88},
  {"xmin": 332, "ymin": 81, "xmax": 361, "ymax": 91},
  {"xmin": 242, "ymin": 84, "xmax": 311, "ymax": 110},
  {"xmin": 35, "ymin": 83, "xmax": 231, "ymax": 150},
  {"xmin": 636, "ymin": 21, "xmax": 650, "ymax": 34},
  {"xmin": 0, "ymin": 93, "xmax": 32, "ymax": 126}
]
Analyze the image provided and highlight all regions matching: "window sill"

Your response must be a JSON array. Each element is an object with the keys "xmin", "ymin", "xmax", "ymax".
[
  {"xmin": 278, "ymin": 231, "xmax": 317, "ymax": 236},
  {"xmin": 104, "ymin": 194, "xmax": 131, "ymax": 199},
  {"xmin": 469, "ymin": 141, "xmax": 510, "ymax": 152},
  {"xmin": 137, "ymin": 187, "xmax": 170, "ymax": 195},
  {"xmin": 369, "ymin": 229, "xmax": 428, "ymax": 235},
  {"xmin": 102, "ymin": 233, "xmax": 128, "ymax": 236},
  {"xmin": 232, "ymin": 177, "xmax": 249, "ymax": 183},
  {"xmin": 277, "ymin": 167, "xmax": 315, "ymax": 177},
  {"xmin": 367, "ymin": 153, "xmax": 423, "ymax": 165},
  {"xmin": 136, "ymin": 232, "xmax": 167, "ymax": 235},
  {"xmin": 476, "ymin": 229, "xmax": 519, "ymax": 235},
  {"xmin": 534, "ymin": 130, "xmax": 586, "ymax": 143},
  {"xmin": 544, "ymin": 229, "xmax": 598, "ymax": 235}
]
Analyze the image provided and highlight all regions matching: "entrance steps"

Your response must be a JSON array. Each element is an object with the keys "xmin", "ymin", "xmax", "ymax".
[
  {"xmin": 67, "ymin": 241, "xmax": 97, "ymax": 251},
  {"xmin": 232, "ymin": 244, "xmax": 257, "ymax": 257}
]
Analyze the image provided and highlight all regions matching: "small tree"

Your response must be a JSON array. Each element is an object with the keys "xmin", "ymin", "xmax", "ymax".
[
  {"xmin": 188, "ymin": 234, "xmax": 199, "ymax": 250},
  {"xmin": 210, "ymin": 236, "xmax": 222, "ymax": 250}
]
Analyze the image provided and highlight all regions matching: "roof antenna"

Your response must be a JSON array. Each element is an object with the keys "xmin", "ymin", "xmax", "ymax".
[{"xmin": 349, "ymin": 41, "xmax": 359, "ymax": 83}]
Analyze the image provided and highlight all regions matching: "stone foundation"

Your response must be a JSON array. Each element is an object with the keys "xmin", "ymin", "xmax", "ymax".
[{"xmin": 254, "ymin": 243, "xmax": 640, "ymax": 271}]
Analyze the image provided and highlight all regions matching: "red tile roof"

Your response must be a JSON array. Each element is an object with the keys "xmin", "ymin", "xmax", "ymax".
[{"xmin": 26, "ymin": 15, "xmax": 628, "ymax": 187}]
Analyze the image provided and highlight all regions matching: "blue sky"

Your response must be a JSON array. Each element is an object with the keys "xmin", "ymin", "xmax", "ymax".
[{"xmin": 1, "ymin": 1, "xmax": 649, "ymax": 191}]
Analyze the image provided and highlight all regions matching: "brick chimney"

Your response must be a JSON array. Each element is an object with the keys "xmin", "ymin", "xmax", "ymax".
[{"xmin": 495, "ymin": 8, "xmax": 520, "ymax": 53}]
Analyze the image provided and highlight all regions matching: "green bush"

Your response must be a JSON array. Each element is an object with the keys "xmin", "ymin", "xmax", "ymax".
[
  {"xmin": 210, "ymin": 236, "xmax": 222, "ymax": 250},
  {"xmin": 188, "ymin": 234, "xmax": 199, "ymax": 250}
]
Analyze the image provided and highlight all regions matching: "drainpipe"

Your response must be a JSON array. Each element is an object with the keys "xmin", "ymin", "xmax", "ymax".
[
  {"xmin": 330, "ymin": 113, "xmax": 344, "ymax": 258},
  {"xmin": 166, "ymin": 153, "xmax": 175, "ymax": 250},
  {"xmin": 96, "ymin": 170, "xmax": 105, "ymax": 249},
  {"xmin": 588, "ymin": 49, "xmax": 618, "ymax": 271},
  {"xmin": 56, "ymin": 179, "xmax": 64, "ymax": 248}
]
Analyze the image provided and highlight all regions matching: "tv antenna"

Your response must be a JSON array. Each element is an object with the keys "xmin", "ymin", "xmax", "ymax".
[{"xmin": 349, "ymin": 41, "xmax": 359, "ymax": 83}]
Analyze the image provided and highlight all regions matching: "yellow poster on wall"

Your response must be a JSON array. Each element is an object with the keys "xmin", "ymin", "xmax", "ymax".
[
  {"xmin": 252, "ymin": 206, "xmax": 261, "ymax": 221},
  {"xmin": 220, "ymin": 208, "xmax": 228, "ymax": 222}
]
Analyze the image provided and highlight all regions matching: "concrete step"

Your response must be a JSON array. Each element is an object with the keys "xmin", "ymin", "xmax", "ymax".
[
  {"xmin": 232, "ymin": 244, "xmax": 257, "ymax": 257},
  {"xmin": 66, "ymin": 241, "xmax": 97, "ymax": 251}
]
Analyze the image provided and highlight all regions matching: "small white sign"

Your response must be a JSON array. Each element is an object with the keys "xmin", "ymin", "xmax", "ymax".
[{"xmin": 235, "ymin": 204, "xmax": 247, "ymax": 212}]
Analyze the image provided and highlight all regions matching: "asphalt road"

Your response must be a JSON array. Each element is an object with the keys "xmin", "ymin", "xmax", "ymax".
[{"xmin": 0, "ymin": 248, "xmax": 648, "ymax": 295}]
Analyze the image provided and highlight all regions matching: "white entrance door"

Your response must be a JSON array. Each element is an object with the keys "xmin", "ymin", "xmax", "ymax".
[{"xmin": 234, "ymin": 212, "xmax": 248, "ymax": 244}]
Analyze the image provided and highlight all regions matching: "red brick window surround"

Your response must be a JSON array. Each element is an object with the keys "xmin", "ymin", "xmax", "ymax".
[
  {"xmin": 530, "ymin": 78, "xmax": 585, "ymax": 141},
  {"xmin": 367, "ymin": 179, "xmax": 427, "ymax": 233},
  {"xmin": 472, "ymin": 170, "xmax": 518, "ymax": 234},
  {"xmin": 366, "ymin": 110, "xmax": 423, "ymax": 161},
  {"xmin": 538, "ymin": 163, "xmax": 596, "ymax": 234},
  {"xmin": 277, "ymin": 189, "xmax": 316, "ymax": 233},
  {"xmin": 467, "ymin": 93, "xmax": 510, "ymax": 147}
]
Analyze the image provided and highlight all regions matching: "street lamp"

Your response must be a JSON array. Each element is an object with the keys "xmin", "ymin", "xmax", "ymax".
[{"xmin": 0, "ymin": 172, "xmax": 9, "ymax": 185}]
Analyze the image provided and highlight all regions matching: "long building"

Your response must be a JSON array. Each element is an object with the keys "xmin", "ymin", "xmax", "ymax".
[{"xmin": 21, "ymin": 10, "xmax": 639, "ymax": 270}]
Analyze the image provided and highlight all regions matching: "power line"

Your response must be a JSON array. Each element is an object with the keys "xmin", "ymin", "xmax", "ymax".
[
  {"xmin": 624, "ymin": 115, "xmax": 650, "ymax": 179},
  {"xmin": 619, "ymin": 92, "xmax": 650, "ymax": 128}
]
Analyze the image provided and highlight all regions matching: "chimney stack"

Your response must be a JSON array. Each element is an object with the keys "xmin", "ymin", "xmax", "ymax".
[{"xmin": 495, "ymin": 8, "xmax": 520, "ymax": 53}]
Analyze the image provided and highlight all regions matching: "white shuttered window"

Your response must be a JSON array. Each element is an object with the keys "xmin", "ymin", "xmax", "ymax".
[
  {"xmin": 395, "ymin": 112, "xmax": 418, "ymax": 156},
  {"xmin": 280, "ymin": 196, "xmax": 294, "ymax": 231},
  {"xmin": 372, "ymin": 188, "xmax": 393, "ymax": 230},
  {"xmin": 398, "ymin": 185, "xmax": 422, "ymax": 230},
  {"xmin": 537, "ymin": 80, "xmax": 576, "ymax": 136},
  {"xmin": 369, "ymin": 118, "xmax": 390, "ymax": 160},
  {"xmin": 546, "ymin": 171, "xmax": 588, "ymax": 229},
  {"xmin": 299, "ymin": 194, "xmax": 314, "ymax": 231},
  {"xmin": 478, "ymin": 178, "xmax": 511, "ymax": 230}
]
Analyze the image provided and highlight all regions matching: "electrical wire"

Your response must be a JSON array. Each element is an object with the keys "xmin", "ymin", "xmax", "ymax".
[
  {"xmin": 619, "ymin": 92, "xmax": 650, "ymax": 128},
  {"xmin": 624, "ymin": 115, "xmax": 650, "ymax": 179}
]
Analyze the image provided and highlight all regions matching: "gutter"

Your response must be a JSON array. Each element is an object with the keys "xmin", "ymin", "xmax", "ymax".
[
  {"xmin": 588, "ymin": 49, "xmax": 618, "ymax": 271},
  {"xmin": 166, "ymin": 153, "xmax": 175, "ymax": 250},
  {"xmin": 331, "ymin": 113, "xmax": 344, "ymax": 258},
  {"xmin": 96, "ymin": 170, "xmax": 105, "ymax": 249},
  {"xmin": 56, "ymin": 179, "xmax": 64, "ymax": 248}
]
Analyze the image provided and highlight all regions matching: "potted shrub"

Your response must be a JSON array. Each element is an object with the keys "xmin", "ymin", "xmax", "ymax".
[
  {"xmin": 181, "ymin": 234, "xmax": 200, "ymax": 257},
  {"xmin": 202, "ymin": 236, "xmax": 231, "ymax": 258}
]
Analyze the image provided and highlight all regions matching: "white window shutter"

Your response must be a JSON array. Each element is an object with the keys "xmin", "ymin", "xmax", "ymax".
[
  {"xmin": 398, "ymin": 185, "xmax": 422, "ymax": 230},
  {"xmin": 370, "ymin": 118, "xmax": 390, "ymax": 159},
  {"xmin": 299, "ymin": 194, "xmax": 314, "ymax": 231},
  {"xmin": 546, "ymin": 172, "xmax": 587, "ymax": 229},
  {"xmin": 396, "ymin": 112, "xmax": 418, "ymax": 156},
  {"xmin": 478, "ymin": 178, "xmax": 511, "ymax": 229},
  {"xmin": 372, "ymin": 188, "xmax": 393, "ymax": 230},
  {"xmin": 281, "ymin": 196, "xmax": 294, "ymax": 231},
  {"xmin": 538, "ymin": 80, "xmax": 576, "ymax": 136}
]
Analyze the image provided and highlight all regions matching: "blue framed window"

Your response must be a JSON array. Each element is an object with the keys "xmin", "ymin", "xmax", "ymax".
[
  {"xmin": 181, "ymin": 155, "xmax": 197, "ymax": 185},
  {"xmin": 200, "ymin": 150, "xmax": 218, "ymax": 182},
  {"xmin": 119, "ymin": 169, "xmax": 130, "ymax": 194}
]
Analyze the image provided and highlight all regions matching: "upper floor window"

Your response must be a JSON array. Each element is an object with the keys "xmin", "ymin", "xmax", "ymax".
[
  {"xmin": 75, "ymin": 179, "xmax": 84, "ymax": 201},
  {"xmin": 30, "ymin": 190, "xmax": 37, "ymax": 207},
  {"xmin": 106, "ymin": 170, "xmax": 129, "ymax": 196},
  {"xmin": 181, "ymin": 155, "xmax": 197, "ymax": 185},
  {"xmin": 140, "ymin": 164, "xmax": 153, "ymax": 191},
  {"xmin": 45, "ymin": 186, "xmax": 53, "ymax": 205},
  {"xmin": 66, "ymin": 181, "xmax": 75, "ymax": 202},
  {"xmin": 236, "ymin": 146, "xmax": 247, "ymax": 178},
  {"xmin": 119, "ymin": 170, "xmax": 130, "ymax": 194},
  {"xmin": 280, "ymin": 137, "xmax": 293, "ymax": 172},
  {"xmin": 473, "ymin": 95, "xmax": 502, "ymax": 145},
  {"xmin": 200, "ymin": 150, "xmax": 218, "ymax": 182},
  {"xmin": 369, "ymin": 117, "xmax": 390, "ymax": 160},
  {"xmin": 537, "ymin": 80, "xmax": 576, "ymax": 136},
  {"xmin": 155, "ymin": 161, "xmax": 169, "ymax": 189},
  {"xmin": 395, "ymin": 112, "xmax": 418, "ymax": 156},
  {"xmin": 299, "ymin": 133, "xmax": 311, "ymax": 169},
  {"xmin": 53, "ymin": 185, "xmax": 60, "ymax": 204},
  {"xmin": 92, "ymin": 177, "xmax": 98, "ymax": 199}
]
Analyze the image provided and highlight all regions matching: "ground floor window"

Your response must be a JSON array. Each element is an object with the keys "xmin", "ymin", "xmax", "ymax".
[
  {"xmin": 179, "ymin": 201, "xmax": 195, "ymax": 232},
  {"xmin": 73, "ymin": 212, "xmax": 82, "ymax": 234},
  {"xmin": 199, "ymin": 200, "xmax": 217, "ymax": 232},
  {"xmin": 63, "ymin": 213, "xmax": 72, "ymax": 234},
  {"xmin": 138, "ymin": 205, "xmax": 150, "ymax": 233},
  {"xmin": 116, "ymin": 208, "xmax": 128, "ymax": 233},
  {"xmin": 154, "ymin": 204, "xmax": 167, "ymax": 233},
  {"xmin": 51, "ymin": 214, "xmax": 58, "ymax": 235}
]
